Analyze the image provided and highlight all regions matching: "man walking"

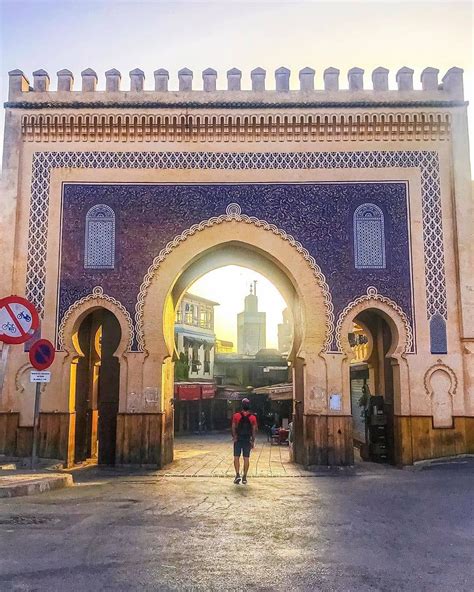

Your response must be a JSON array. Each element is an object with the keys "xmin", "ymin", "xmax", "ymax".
[{"xmin": 232, "ymin": 398, "xmax": 257, "ymax": 484}]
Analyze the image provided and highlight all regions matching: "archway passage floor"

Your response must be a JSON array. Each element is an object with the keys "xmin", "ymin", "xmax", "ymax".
[{"xmin": 162, "ymin": 432, "xmax": 309, "ymax": 478}]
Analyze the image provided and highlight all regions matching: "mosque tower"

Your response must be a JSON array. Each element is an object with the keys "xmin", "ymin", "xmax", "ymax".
[{"xmin": 237, "ymin": 280, "xmax": 266, "ymax": 355}]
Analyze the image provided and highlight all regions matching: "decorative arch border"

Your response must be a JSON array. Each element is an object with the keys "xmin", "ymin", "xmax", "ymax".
[
  {"xmin": 423, "ymin": 359, "xmax": 458, "ymax": 399},
  {"xmin": 58, "ymin": 286, "xmax": 134, "ymax": 352},
  {"xmin": 335, "ymin": 286, "xmax": 414, "ymax": 353},
  {"xmin": 135, "ymin": 203, "xmax": 334, "ymax": 352}
]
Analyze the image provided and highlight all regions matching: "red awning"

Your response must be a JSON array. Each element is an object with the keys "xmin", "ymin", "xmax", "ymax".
[
  {"xmin": 176, "ymin": 384, "xmax": 201, "ymax": 401},
  {"xmin": 174, "ymin": 383, "xmax": 216, "ymax": 401},
  {"xmin": 201, "ymin": 385, "xmax": 216, "ymax": 399}
]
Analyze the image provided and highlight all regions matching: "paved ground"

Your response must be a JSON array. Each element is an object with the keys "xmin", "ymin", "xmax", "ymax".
[
  {"xmin": 164, "ymin": 433, "xmax": 305, "ymax": 477},
  {"xmin": 0, "ymin": 435, "xmax": 472, "ymax": 591}
]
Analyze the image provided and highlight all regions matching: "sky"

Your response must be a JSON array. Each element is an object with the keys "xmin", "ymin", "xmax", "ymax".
[
  {"xmin": 189, "ymin": 265, "xmax": 287, "ymax": 349},
  {"xmin": 0, "ymin": 0, "xmax": 473, "ymax": 168}
]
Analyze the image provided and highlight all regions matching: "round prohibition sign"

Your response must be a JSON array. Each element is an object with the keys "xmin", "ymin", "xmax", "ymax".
[
  {"xmin": 29, "ymin": 339, "xmax": 55, "ymax": 371},
  {"xmin": 0, "ymin": 296, "xmax": 40, "ymax": 345}
]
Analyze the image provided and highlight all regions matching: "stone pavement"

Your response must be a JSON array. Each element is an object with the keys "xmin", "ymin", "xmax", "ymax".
[
  {"xmin": 163, "ymin": 432, "xmax": 307, "ymax": 477},
  {"xmin": 0, "ymin": 457, "xmax": 472, "ymax": 591}
]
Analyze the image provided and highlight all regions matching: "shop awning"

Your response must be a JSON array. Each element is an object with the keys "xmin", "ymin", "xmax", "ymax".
[
  {"xmin": 201, "ymin": 385, "xmax": 216, "ymax": 399},
  {"xmin": 174, "ymin": 383, "xmax": 216, "ymax": 401},
  {"xmin": 214, "ymin": 389, "xmax": 247, "ymax": 401},
  {"xmin": 253, "ymin": 383, "xmax": 293, "ymax": 401}
]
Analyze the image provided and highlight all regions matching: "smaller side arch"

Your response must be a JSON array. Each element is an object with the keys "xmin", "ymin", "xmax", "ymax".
[
  {"xmin": 58, "ymin": 287, "xmax": 132, "ymax": 466},
  {"xmin": 336, "ymin": 287, "xmax": 412, "ymax": 354},
  {"xmin": 424, "ymin": 361, "xmax": 457, "ymax": 428},
  {"xmin": 58, "ymin": 286, "xmax": 133, "ymax": 355}
]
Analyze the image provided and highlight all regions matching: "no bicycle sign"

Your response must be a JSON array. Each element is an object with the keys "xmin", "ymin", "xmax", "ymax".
[{"xmin": 0, "ymin": 295, "xmax": 40, "ymax": 345}]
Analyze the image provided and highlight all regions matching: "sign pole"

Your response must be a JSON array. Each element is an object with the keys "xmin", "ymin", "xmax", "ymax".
[
  {"xmin": 31, "ymin": 382, "xmax": 42, "ymax": 469},
  {"xmin": 0, "ymin": 344, "xmax": 10, "ymax": 397}
]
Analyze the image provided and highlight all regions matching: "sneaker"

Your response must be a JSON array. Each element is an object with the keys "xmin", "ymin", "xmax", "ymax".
[
  {"xmin": 234, "ymin": 474, "xmax": 241, "ymax": 484},
  {"xmin": 242, "ymin": 477, "xmax": 248, "ymax": 485}
]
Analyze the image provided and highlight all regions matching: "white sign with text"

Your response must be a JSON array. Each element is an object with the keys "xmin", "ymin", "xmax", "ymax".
[{"xmin": 30, "ymin": 370, "xmax": 51, "ymax": 383}]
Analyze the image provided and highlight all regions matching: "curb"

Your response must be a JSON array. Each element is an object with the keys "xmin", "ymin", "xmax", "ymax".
[
  {"xmin": 410, "ymin": 454, "xmax": 474, "ymax": 470},
  {"xmin": 0, "ymin": 464, "xmax": 17, "ymax": 471},
  {"xmin": 0, "ymin": 473, "xmax": 73, "ymax": 498}
]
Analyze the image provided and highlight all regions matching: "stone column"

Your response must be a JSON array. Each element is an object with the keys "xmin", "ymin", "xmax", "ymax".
[
  {"xmin": 57, "ymin": 69, "xmax": 74, "ymax": 91},
  {"xmin": 178, "ymin": 68, "xmax": 193, "ymax": 91},
  {"xmin": 372, "ymin": 67, "xmax": 389, "ymax": 91},
  {"xmin": 299, "ymin": 67, "xmax": 315, "ymax": 91},
  {"xmin": 33, "ymin": 69, "xmax": 49, "ymax": 92},
  {"xmin": 81, "ymin": 68, "xmax": 97, "ymax": 92},
  {"xmin": 130, "ymin": 68, "xmax": 145, "ymax": 91},
  {"xmin": 445, "ymin": 67, "xmax": 473, "ymax": 416},
  {"xmin": 323, "ymin": 67, "xmax": 339, "ymax": 91},
  {"xmin": 202, "ymin": 68, "xmax": 217, "ymax": 91},
  {"xmin": 227, "ymin": 68, "xmax": 241, "ymax": 91},
  {"xmin": 2, "ymin": 72, "xmax": 28, "ymax": 302},
  {"xmin": 275, "ymin": 67, "xmax": 290, "ymax": 91},
  {"xmin": 251, "ymin": 67, "xmax": 266, "ymax": 91},
  {"xmin": 105, "ymin": 68, "xmax": 121, "ymax": 92}
]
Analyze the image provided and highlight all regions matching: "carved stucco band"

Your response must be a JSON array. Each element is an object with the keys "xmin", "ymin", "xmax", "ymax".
[
  {"xmin": 135, "ymin": 203, "xmax": 335, "ymax": 352},
  {"xmin": 335, "ymin": 286, "xmax": 414, "ymax": 353},
  {"xmin": 57, "ymin": 286, "xmax": 134, "ymax": 351}
]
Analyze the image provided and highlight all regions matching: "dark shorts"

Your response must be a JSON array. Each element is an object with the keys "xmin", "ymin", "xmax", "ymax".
[{"xmin": 234, "ymin": 439, "xmax": 252, "ymax": 458}]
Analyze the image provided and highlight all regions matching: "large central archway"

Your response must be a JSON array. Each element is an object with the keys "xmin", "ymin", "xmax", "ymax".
[{"xmin": 140, "ymin": 207, "xmax": 332, "ymax": 465}]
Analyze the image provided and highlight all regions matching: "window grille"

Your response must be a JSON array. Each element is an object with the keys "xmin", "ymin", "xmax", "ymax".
[
  {"xmin": 353, "ymin": 203, "xmax": 386, "ymax": 269},
  {"xmin": 84, "ymin": 204, "xmax": 115, "ymax": 269}
]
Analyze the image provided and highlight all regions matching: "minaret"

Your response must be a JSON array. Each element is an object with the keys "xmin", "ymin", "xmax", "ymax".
[
  {"xmin": 237, "ymin": 281, "xmax": 266, "ymax": 355},
  {"xmin": 277, "ymin": 307, "xmax": 293, "ymax": 354}
]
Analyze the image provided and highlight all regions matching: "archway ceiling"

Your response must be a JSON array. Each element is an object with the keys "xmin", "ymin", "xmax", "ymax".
[{"xmin": 171, "ymin": 242, "xmax": 297, "ymax": 313}]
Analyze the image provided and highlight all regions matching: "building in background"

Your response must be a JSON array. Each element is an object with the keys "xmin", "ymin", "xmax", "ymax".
[
  {"xmin": 214, "ymin": 348, "xmax": 291, "ymax": 430},
  {"xmin": 175, "ymin": 293, "xmax": 218, "ymax": 381},
  {"xmin": 174, "ymin": 293, "xmax": 218, "ymax": 433},
  {"xmin": 214, "ymin": 348, "xmax": 288, "ymax": 390},
  {"xmin": 237, "ymin": 281, "xmax": 266, "ymax": 355},
  {"xmin": 277, "ymin": 308, "xmax": 293, "ymax": 355}
]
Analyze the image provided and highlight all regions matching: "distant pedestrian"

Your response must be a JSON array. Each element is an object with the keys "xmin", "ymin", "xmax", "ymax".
[
  {"xmin": 199, "ymin": 410, "xmax": 207, "ymax": 433},
  {"xmin": 232, "ymin": 398, "xmax": 257, "ymax": 485}
]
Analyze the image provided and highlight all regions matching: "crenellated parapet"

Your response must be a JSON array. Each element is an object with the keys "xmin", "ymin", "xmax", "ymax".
[
  {"xmin": 6, "ymin": 65, "xmax": 465, "ymax": 104},
  {"xmin": 5, "ymin": 65, "xmax": 465, "ymax": 145}
]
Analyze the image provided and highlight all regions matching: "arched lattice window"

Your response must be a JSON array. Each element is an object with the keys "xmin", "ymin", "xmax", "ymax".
[
  {"xmin": 353, "ymin": 203, "xmax": 386, "ymax": 269},
  {"xmin": 84, "ymin": 204, "xmax": 115, "ymax": 269}
]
